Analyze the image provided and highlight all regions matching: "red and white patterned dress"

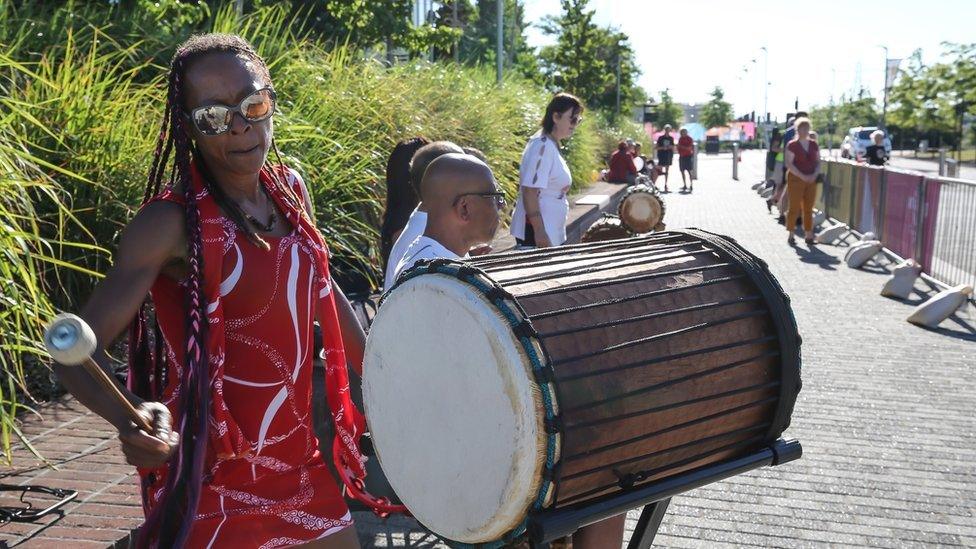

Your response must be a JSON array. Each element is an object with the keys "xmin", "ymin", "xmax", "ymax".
[{"xmin": 142, "ymin": 168, "xmax": 354, "ymax": 547}]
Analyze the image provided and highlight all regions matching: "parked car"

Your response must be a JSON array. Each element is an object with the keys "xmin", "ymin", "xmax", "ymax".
[{"xmin": 841, "ymin": 126, "xmax": 892, "ymax": 159}]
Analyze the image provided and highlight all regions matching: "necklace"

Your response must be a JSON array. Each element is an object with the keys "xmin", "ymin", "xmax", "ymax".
[
  {"xmin": 242, "ymin": 184, "xmax": 277, "ymax": 232},
  {"xmin": 245, "ymin": 210, "xmax": 276, "ymax": 232}
]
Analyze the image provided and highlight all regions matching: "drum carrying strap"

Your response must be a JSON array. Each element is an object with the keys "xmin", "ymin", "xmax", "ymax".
[{"xmin": 385, "ymin": 259, "xmax": 564, "ymax": 548}]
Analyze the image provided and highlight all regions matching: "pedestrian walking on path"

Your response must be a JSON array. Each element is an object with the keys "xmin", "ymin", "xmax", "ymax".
[
  {"xmin": 656, "ymin": 124, "xmax": 676, "ymax": 192},
  {"xmin": 677, "ymin": 127, "xmax": 695, "ymax": 191},
  {"xmin": 784, "ymin": 117, "xmax": 821, "ymax": 246},
  {"xmin": 51, "ymin": 34, "xmax": 369, "ymax": 548},
  {"xmin": 510, "ymin": 92, "xmax": 583, "ymax": 248},
  {"xmin": 765, "ymin": 129, "xmax": 783, "ymax": 212}
]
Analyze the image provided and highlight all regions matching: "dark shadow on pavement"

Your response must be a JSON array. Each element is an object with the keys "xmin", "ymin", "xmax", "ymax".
[
  {"xmin": 915, "ymin": 317, "xmax": 976, "ymax": 342},
  {"xmin": 858, "ymin": 261, "xmax": 891, "ymax": 276},
  {"xmin": 793, "ymin": 245, "xmax": 841, "ymax": 270}
]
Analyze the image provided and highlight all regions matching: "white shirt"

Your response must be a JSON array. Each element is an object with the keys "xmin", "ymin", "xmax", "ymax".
[
  {"xmin": 510, "ymin": 132, "xmax": 572, "ymax": 246},
  {"xmin": 384, "ymin": 208, "xmax": 427, "ymax": 292},
  {"xmin": 391, "ymin": 236, "xmax": 465, "ymax": 288}
]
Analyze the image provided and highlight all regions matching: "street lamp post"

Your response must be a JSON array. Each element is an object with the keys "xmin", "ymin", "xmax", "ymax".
[
  {"xmin": 760, "ymin": 46, "xmax": 769, "ymax": 124},
  {"xmin": 496, "ymin": 0, "xmax": 504, "ymax": 84},
  {"xmin": 879, "ymin": 45, "xmax": 889, "ymax": 130}
]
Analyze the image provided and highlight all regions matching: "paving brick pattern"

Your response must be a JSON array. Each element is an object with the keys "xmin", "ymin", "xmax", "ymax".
[{"xmin": 2, "ymin": 152, "xmax": 973, "ymax": 548}]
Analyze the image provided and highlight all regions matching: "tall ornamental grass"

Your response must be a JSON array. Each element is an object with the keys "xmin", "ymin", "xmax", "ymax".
[{"xmin": 0, "ymin": 2, "xmax": 642, "ymax": 462}]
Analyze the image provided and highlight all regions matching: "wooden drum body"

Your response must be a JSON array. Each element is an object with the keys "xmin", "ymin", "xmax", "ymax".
[
  {"xmin": 618, "ymin": 184, "xmax": 666, "ymax": 233},
  {"xmin": 363, "ymin": 230, "xmax": 801, "ymax": 545}
]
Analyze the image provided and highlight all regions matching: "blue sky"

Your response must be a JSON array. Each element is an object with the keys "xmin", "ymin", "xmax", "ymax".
[{"xmin": 521, "ymin": 0, "xmax": 976, "ymax": 118}]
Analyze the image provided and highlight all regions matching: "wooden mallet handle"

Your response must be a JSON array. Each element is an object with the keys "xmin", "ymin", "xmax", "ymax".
[{"xmin": 44, "ymin": 314, "xmax": 153, "ymax": 433}]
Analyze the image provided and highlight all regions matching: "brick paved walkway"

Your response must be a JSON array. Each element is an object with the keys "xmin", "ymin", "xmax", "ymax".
[
  {"xmin": 356, "ymin": 151, "xmax": 976, "ymax": 548},
  {"xmin": 2, "ymin": 152, "xmax": 974, "ymax": 548}
]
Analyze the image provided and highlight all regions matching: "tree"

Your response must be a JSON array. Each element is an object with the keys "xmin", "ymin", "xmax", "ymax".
[
  {"xmin": 809, "ymin": 92, "xmax": 881, "ymax": 146},
  {"xmin": 433, "ymin": 0, "xmax": 539, "ymax": 80},
  {"xmin": 654, "ymin": 89, "xmax": 683, "ymax": 129},
  {"xmin": 700, "ymin": 86, "xmax": 733, "ymax": 129},
  {"xmin": 292, "ymin": 0, "xmax": 460, "ymax": 57},
  {"xmin": 537, "ymin": 0, "xmax": 643, "ymax": 115},
  {"xmin": 887, "ymin": 44, "xmax": 975, "ymax": 152}
]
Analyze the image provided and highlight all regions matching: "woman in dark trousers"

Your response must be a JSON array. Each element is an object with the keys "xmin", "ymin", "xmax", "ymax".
[
  {"xmin": 656, "ymin": 124, "xmax": 676, "ymax": 192},
  {"xmin": 766, "ymin": 129, "xmax": 783, "ymax": 212}
]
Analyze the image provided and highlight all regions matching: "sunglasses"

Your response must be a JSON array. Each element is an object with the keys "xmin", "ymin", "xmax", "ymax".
[
  {"xmin": 570, "ymin": 114, "xmax": 583, "ymax": 125},
  {"xmin": 185, "ymin": 87, "xmax": 277, "ymax": 136},
  {"xmin": 454, "ymin": 191, "xmax": 507, "ymax": 209}
]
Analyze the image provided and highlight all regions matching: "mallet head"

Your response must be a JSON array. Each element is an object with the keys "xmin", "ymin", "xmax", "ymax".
[{"xmin": 44, "ymin": 313, "xmax": 97, "ymax": 366}]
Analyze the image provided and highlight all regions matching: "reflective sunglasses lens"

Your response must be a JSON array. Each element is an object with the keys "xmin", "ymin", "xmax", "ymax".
[
  {"xmin": 194, "ymin": 106, "xmax": 230, "ymax": 135},
  {"xmin": 242, "ymin": 90, "xmax": 274, "ymax": 121}
]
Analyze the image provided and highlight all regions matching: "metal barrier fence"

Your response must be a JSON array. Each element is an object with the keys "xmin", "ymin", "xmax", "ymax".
[{"xmin": 822, "ymin": 159, "xmax": 976, "ymax": 291}]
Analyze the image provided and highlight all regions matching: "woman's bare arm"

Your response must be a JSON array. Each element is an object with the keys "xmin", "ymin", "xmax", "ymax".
[{"xmin": 54, "ymin": 200, "xmax": 185, "ymax": 465}]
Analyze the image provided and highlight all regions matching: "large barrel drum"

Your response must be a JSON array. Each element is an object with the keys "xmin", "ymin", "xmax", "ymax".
[{"xmin": 363, "ymin": 230, "xmax": 801, "ymax": 545}]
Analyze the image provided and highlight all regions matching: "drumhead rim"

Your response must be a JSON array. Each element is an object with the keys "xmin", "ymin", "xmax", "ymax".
[{"xmin": 379, "ymin": 259, "xmax": 564, "ymax": 544}]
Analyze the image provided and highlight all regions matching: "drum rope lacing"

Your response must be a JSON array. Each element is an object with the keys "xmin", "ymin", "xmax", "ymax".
[{"xmin": 383, "ymin": 259, "xmax": 562, "ymax": 549}]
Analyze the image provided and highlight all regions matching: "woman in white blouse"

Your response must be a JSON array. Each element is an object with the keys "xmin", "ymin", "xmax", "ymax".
[{"xmin": 510, "ymin": 93, "xmax": 583, "ymax": 248}]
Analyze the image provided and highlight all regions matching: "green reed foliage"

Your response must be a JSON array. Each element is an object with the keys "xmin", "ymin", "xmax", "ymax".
[{"xmin": 0, "ymin": 1, "xmax": 640, "ymax": 462}]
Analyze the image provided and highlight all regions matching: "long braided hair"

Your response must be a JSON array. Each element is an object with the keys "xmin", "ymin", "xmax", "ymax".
[{"xmin": 128, "ymin": 33, "xmax": 308, "ymax": 548}]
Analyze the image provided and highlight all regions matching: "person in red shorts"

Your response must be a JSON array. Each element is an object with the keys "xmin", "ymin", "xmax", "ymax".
[{"xmin": 677, "ymin": 128, "xmax": 695, "ymax": 192}]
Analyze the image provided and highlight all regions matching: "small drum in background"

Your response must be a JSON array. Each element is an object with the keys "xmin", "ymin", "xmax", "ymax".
[
  {"xmin": 580, "ymin": 214, "xmax": 633, "ymax": 243},
  {"xmin": 363, "ymin": 231, "xmax": 801, "ymax": 545},
  {"xmin": 618, "ymin": 183, "xmax": 666, "ymax": 233}
]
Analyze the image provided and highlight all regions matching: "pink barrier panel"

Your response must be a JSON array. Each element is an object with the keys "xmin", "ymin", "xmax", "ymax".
[
  {"xmin": 854, "ymin": 166, "xmax": 883, "ymax": 235},
  {"xmin": 920, "ymin": 178, "xmax": 942, "ymax": 274},
  {"xmin": 880, "ymin": 170, "xmax": 924, "ymax": 261}
]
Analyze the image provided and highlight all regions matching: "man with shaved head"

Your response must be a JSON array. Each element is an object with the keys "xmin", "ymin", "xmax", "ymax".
[
  {"xmin": 392, "ymin": 153, "xmax": 504, "ymax": 282},
  {"xmin": 383, "ymin": 140, "xmax": 465, "ymax": 292}
]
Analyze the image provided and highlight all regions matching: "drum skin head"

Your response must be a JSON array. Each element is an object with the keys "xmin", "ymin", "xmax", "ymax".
[
  {"xmin": 619, "ymin": 189, "xmax": 664, "ymax": 233},
  {"xmin": 362, "ymin": 274, "xmax": 546, "ymax": 543}
]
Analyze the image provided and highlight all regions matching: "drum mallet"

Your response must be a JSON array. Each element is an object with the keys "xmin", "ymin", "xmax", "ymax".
[{"xmin": 44, "ymin": 313, "xmax": 153, "ymax": 433}]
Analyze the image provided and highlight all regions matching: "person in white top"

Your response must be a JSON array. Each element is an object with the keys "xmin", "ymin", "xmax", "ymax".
[
  {"xmin": 510, "ymin": 92, "xmax": 584, "ymax": 248},
  {"xmin": 392, "ymin": 153, "xmax": 503, "ymax": 283},
  {"xmin": 383, "ymin": 141, "xmax": 464, "ymax": 291}
]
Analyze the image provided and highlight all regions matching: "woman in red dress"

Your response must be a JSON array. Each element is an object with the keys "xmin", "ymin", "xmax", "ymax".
[{"xmin": 53, "ymin": 34, "xmax": 368, "ymax": 548}]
